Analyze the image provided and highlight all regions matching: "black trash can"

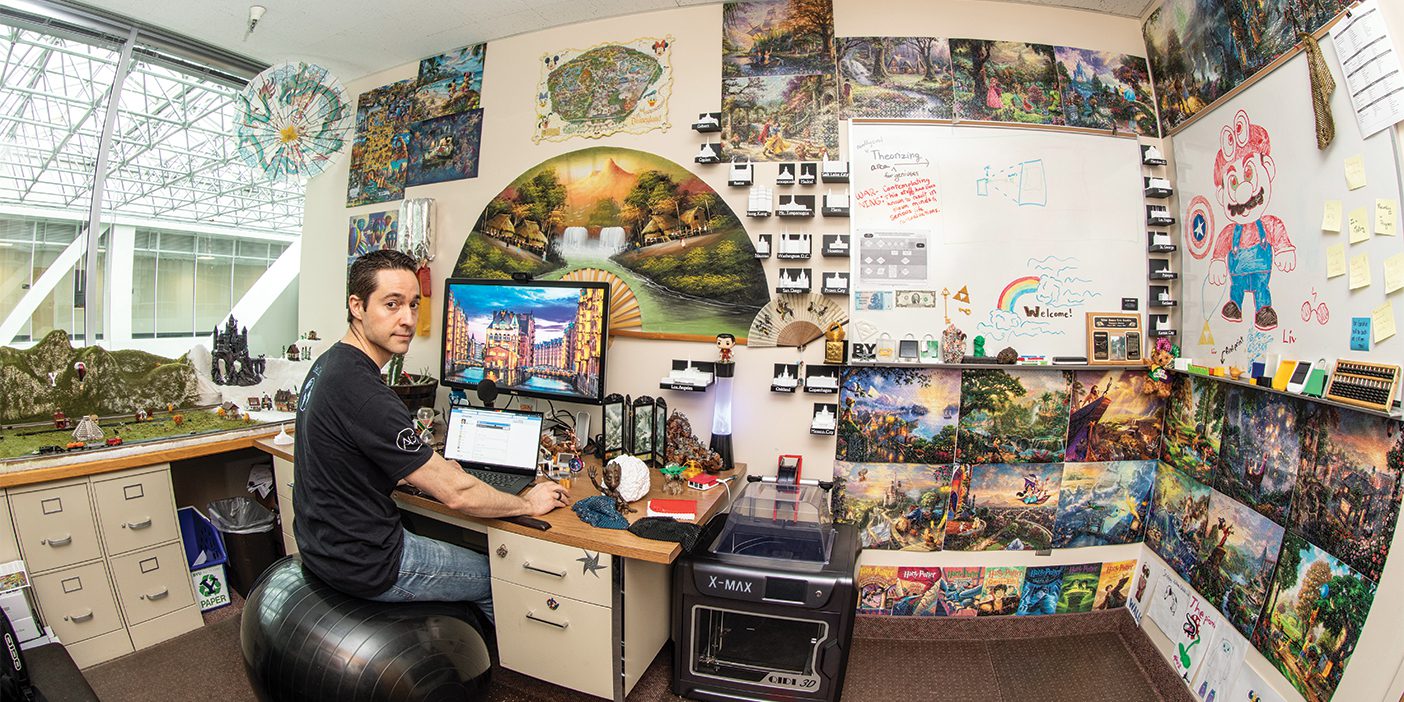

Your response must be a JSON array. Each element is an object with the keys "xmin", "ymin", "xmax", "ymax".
[{"xmin": 206, "ymin": 498, "xmax": 281, "ymax": 598}]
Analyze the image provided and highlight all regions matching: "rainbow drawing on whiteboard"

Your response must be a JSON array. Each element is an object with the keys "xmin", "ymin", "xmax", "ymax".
[{"xmin": 997, "ymin": 276, "xmax": 1040, "ymax": 311}]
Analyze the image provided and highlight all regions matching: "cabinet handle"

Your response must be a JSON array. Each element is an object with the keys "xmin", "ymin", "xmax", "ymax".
[
  {"xmin": 521, "ymin": 561, "xmax": 566, "ymax": 578},
  {"xmin": 67, "ymin": 608, "xmax": 94, "ymax": 623},
  {"xmin": 123, "ymin": 517, "xmax": 153, "ymax": 530},
  {"xmin": 525, "ymin": 611, "xmax": 568, "ymax": 629},
  {"xmin": 141, "ymin": 587, "xmax": 169, "ymax": 601},
  {"xmin": 42, "ymin": 534, "xmax": 72, "ymax": 547}
]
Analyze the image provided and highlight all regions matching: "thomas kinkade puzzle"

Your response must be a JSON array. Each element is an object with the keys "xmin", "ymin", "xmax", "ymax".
[
  {"xmin": 1160, "ymin": 374, "xmax": 1226, "ymax": 483},
  {"xmin": 1065, "ymin": 369, "xmax": 1165, "ymax": 463},
  {"xmin": 838, "ymin": 367, "xmax": 961, "ymax": 464},
  {"xmin": 1051, "ymin": 460, "xmax": 1156, "ymax": 548},
  {"xmin": 1290, "ymin": 410, "xmax": 1404, "ymax": 583},
  {"xmin": 1214, "ymin": 388, "xmax": 1308, "ymax": 525},
  {"xmin": 945, "ymin": 462, "xmax": 1063, "ymax": 552},
  {"xmin": 834, "ymin": 461, "xmax": 953, "ymax": 551},
  {"xmin": 956, "ymin": 369, "xmax": 1071, "ymax": 464}
]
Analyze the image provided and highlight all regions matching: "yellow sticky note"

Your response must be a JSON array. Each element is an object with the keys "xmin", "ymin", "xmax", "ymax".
[
  {"xmin": 1373, "ymin": 301, "xmax": 1396, "ymax": 343},
  {"xmin": 1349, "ymin": 208, "xmax": 1370, "ymax": 243},
  {"xmin": 1350, "ymin": 253, "xmax": 1371, "ymax": 289},
  {"xmin": 1345, "ymin": 155, "xmax": 1367, "ymax": 190},
  {"xmin": 1322, "ymin": 200, "xmax": 1343, "ymax": 232},
  {"xmin": 1377, "ymin": 199, "xmax": 1398, "ymax": 236},
  {"xmin": 1386, "ymin": 252, "xmax": 1404, "ymax": 294},
  {"xmin": 1327, "ymin": 243, "xmax": 1347, "ymax": 278}
]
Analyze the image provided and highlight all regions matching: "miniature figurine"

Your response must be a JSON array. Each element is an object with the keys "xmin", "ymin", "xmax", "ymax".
[
  {"xmin": 53, "ymin": 411, "xmax": 69, "ymax": 430},
  {"xmin": 134, "ymin": 408, "xmax": 149, "ymax": 422},
  {"xmin": 72, "ymin": 414, "xmax": 103, "ymax": 443},
  {"xmin": 286, "ymin": 343, "xmax": 301, "ymax": 362},
  {"xmin": 715, "ymin": 333, "xmax": 736, "ymax": 363},
  {"xmin": 973, "ymin": 335, "xmax": 987, "ymax": 357},
  {"xmin": 306, "ymin": 330, "xmax": 319, "ymax": 340},
  {"xmin": 660, "ymin": 464, "xmax": 687, "ymax": 495},
  {"xmin": 74, "ymin": 361, "xmax": 86, "ymax": 383},
  {"xmin": 1228, "ymin": 366, "xmax": 1245, "ymax": 380},
  {"xmin": 261, "ymin": 394, "xmax": 273, "ymax": 411},
  {"xmin": 997, "ymin": 347, "xmax": 1018, "ymax": 364},
  {"xmin": 824, "ymin": 323, "xmax": 846, "ymax": 365},
  {"xmin": 665, "ymin": 411, "xmax": 723, "ymax": 474},
  {"xmin": 172, "ymin": 414, "xmax": 184, "ymax": 426},
  {"xmin": 587, "ymin": 462, "xmax": 637, "ymax": 514},
  {"xmin": 941, "ymin": 325, "xmax": 967, "ymax": 364}
]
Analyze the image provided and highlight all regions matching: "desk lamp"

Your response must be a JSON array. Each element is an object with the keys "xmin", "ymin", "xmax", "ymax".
[{"xmin": 709, "ymin": 334, "xmax": 736, "ymax": 472}]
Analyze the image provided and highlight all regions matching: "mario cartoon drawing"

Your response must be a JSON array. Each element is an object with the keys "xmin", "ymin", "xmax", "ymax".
[{"xmin": 1207, "ymin": 110, "xmax": 1295, "ymax": 331}]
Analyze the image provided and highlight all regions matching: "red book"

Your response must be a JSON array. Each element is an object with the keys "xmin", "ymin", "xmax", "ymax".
[{"xmin": 647, "ymin": 499, "xmax": 697, "ymax": 520}]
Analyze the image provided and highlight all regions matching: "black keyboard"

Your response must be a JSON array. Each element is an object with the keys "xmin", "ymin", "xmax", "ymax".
[{"xmin": 464, "ymin": 468, "xmax": 533, "ymax": 495}]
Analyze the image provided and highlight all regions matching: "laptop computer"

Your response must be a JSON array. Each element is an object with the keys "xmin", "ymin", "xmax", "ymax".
[{"xmin": 443, "ymin": 405, "xmax": 544, "ymax": 495}]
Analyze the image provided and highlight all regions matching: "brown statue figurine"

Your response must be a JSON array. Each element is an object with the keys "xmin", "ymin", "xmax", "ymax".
[{"xmin": 587, "ymin": 463, "xmax": 636, "ymax": 514}]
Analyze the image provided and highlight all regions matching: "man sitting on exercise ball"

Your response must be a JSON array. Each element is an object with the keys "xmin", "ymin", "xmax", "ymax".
[{"xmin": 294, "ymin": 249, "xmax": 570, "ymax": 623}]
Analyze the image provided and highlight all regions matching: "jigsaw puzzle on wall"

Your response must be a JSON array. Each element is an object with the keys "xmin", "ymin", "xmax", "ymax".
[
  {"xmin": 1065, "ymin": 368, "xmax": 1166, "ymax": 462},
  {"xmin": 944, "ymin": 462, "xmax": 1063, "ymax": 551},
  {"xmin": 956, "ymin": 369, "xmax": 1071, "ymax": 464},
  {"xmin": 1160, "ymin": 374, "xmax": 1226, "ymax": 482},
  {"xmin": 837, "ymin": 367, "xmax": 961, "ymax": 464},
  {"xmin": 1051, "ymin": 460, "xmax": 1156, "ymax": 548},
  {"xmin": 833, "ymin": 461, "xmax": 952, "ymax": 551}
]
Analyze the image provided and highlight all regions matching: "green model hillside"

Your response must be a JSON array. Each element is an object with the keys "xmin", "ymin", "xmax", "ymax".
[{"xmin": 0, "ymin": 330, "xmax": 199, "ymax": 424}]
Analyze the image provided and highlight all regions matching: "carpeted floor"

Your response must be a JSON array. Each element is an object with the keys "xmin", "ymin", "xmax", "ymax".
[{"xmin": 81, "ymin": 610, "xmax": 1191, "ymax": 702}]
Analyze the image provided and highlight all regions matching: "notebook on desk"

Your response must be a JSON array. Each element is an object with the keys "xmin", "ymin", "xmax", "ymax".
[{"xmin": 443, "ymin": 405, "xmax": 543, "ymax": 495}]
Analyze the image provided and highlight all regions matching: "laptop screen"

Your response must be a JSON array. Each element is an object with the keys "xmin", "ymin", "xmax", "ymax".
[{"xmin": 443, "ymin": 406, "xmax": 544, "ymax": 474}]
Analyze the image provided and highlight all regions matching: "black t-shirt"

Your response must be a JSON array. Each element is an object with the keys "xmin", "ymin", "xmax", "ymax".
[{"xmin": 293, "ymin": 342, "xmax": 432, "ymax": 597}]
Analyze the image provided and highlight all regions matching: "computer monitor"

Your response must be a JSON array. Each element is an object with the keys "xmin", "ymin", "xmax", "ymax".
[
  {"xmin": 443, "ymin": 405, "xmax": 543, "ymax": 474},
  {"xmin": 440, "ymin": 278, "xmax": 610, "ymax": 404}
]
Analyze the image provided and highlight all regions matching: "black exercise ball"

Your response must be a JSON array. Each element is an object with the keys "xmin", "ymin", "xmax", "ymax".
[{"xmin": 240, "ymin": 556, "xmax": 491, "ymax": 702}]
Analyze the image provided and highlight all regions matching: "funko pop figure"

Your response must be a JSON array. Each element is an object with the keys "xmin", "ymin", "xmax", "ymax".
[{"xmin": 716, "ymin": 333, "xmax": 736, "ymax": 363}]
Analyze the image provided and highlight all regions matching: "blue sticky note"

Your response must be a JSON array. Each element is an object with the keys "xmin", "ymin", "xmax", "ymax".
[{"xmin": 1351, "ymin": 317, "xmax": 1371, "ymax": 351}]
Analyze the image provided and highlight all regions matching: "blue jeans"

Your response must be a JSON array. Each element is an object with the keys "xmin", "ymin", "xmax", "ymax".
[
  {"xmin": 1230, "ymin": 270, "xmax": 1271, "ymax": 309},
  {"xmin": 367, "ymin": 528, "xmax": 494, "ymax": 624}
]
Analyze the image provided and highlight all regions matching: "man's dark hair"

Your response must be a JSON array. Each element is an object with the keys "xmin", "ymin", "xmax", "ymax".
[{"xmin": 347, "ymin": 250, "xmax": 419, "ymax": 323}]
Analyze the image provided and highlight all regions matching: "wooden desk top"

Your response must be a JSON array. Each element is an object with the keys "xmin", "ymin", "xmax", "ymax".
[
  {"xmin": 0, "ymin": 424, "xmax": 290, "ymax": 488},
  {"xmin": 253, "ymin": 437, "xmax": 745, "ymax": 565}
]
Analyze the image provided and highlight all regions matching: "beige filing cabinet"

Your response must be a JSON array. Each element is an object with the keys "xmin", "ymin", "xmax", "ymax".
[
  {"xmin": 273, "ymin": 456, "xmax": 297, "ymax": 555},
  {"xmin": 7, "ymin": 464, "xmax": 203, "ymax": 667},
  {"xmin": 487, "ymin": 526, "xmax": 670, "ymax": 700}
]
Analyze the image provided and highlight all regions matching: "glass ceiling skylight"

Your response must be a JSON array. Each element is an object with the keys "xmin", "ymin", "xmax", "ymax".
[{"xmin": 0, "ymin": 23, "xmax": 305, "ymax": 234}]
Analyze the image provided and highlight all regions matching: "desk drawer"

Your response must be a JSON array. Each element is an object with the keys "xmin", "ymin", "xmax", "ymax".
[
  {"xmin": 0, "ymin": 489, "xmax": 19, "ymax": 563},
  {"xmin": 31, "ymin": 561, "xmax": 123, "ymax": 644},
  {"xmin": 488, "ymin": 527, "xmax": 611, "ymax": 606},
  {"xmin": 10, "ymin": 480, "xmax": 102, "ymax": 573},
  {"xmin": 492, "ymin": 578, "xmax": 611, "ymax": 699},
  {"xmin": 92, "ymin": 466, "xmax": 179, "ymax": 556},
  {"xmin": 109, "ymin": 542, "xmax": 196, "ymax": 625}
]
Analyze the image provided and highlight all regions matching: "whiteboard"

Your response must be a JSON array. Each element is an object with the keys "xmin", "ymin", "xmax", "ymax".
[
  {"xmin": 849, "ymin": 123, "xmax": 1145, "ymax": 358},
  {"xmin": 1173, "ymin": 39, "xmax": 1404, "ymax": 369}
]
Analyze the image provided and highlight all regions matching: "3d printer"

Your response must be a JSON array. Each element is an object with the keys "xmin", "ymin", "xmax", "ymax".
[{"xmin": 673, "ymin": 479, "xmax": 858, "ymax": 701}]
